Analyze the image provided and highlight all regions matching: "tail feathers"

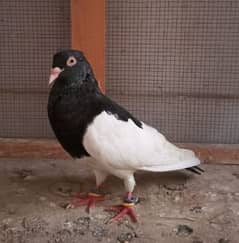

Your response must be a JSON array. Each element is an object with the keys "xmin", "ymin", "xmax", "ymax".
[
  {"xmin": 186, "ymin": 166, "xmax": 204, "ymax": 175},
  {"xmin": 140, "ymin": 159, "xmax": 200, "ymax": 172},
  {"xmin": 139, "ymin": 147, "xmax": 201, "ymax": 172}
]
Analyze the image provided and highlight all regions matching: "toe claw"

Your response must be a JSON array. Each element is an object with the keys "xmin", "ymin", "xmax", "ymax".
[{"xmin": 66, "ymin": 203, "xmax": 75, "ymax": 210}]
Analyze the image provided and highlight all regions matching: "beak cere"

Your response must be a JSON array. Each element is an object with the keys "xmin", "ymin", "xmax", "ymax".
[{"xmin": 49, "ymin": 67, "xmax": 63, "ymax": 86}]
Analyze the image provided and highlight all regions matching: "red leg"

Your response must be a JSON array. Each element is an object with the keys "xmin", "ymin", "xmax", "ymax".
[
  {"xmin": 67, "ymin": 191, "xmax": 105, "ymax": 212},
  {"xmin": 105, "ymin": 192, "xmax": 139, "ymax": 223}
]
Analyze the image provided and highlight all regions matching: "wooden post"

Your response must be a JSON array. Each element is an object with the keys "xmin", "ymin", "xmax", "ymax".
[{"xmin": 71, "ymin": 0, "xmax": 105, "ymax": 91}]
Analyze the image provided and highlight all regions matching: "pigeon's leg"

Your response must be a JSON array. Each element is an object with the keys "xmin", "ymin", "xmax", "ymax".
[
  {"xmin": 67, "ymin": 170, "xmax": 108, "ymax": 212},
  {"xmin": 94, "ymin": 169, "xmax": 108, "ymax": 192},
  {"xmin": 106, "ymin": 175, "xmax": 139, "ymax": 223}
]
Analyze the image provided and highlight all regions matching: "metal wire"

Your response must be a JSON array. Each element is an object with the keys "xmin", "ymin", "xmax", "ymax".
[
  {"xmin": 0, "ymin": 0, "xmax": 239, "ymax": 144},
  {"xmin": 106, "ymin": 0, "xmax": 239, "ymax": 143},
  {"xmin": 0, "ymin": 0, "xmax": 70, "ymax": 138}
]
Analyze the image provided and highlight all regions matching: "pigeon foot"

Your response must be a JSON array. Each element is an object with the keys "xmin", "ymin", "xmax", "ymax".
[
  {"xmin": 66, "ymin": 192, "xmax": 105, "ymax": 212},
  {"xmin": 105, "ymin": 196, "xmax": 139, "ymax": 223}
]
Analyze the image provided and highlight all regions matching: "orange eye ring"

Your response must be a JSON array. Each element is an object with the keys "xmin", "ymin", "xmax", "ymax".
[{"xmin": 66, "ymin": 56, "xmax": 77, "ymax": 66}]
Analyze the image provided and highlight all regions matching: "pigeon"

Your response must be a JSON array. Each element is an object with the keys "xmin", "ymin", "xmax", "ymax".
[{"xmin": 47, "ymin": 50, "xmax": 203, "ymax": 222}]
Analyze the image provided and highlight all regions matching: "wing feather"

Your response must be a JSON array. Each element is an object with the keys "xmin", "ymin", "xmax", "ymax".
[{"xmin": 83, "ymin": 111, "xmax": 200, "ymax": 172}]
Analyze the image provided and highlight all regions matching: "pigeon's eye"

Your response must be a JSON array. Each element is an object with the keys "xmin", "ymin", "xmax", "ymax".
[{"xmin": 66, "ymin": 56, "xmax": 77, "ymax": 67}]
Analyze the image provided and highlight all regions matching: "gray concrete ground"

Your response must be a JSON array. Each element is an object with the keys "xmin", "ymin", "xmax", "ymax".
[{"xmin": 0, "ymin": 158, "xmax": 238, "ymax": 243}]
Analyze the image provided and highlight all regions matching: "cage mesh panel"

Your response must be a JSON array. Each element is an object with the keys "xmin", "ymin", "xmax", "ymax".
[
  {"xmin": 1, "ymin": 0, "xmax": 239, "ymax": 142},
  {"xmin": 0, "ymin": 0, "xmax": 70, "ymax": 137},
  {"xmin": 106, "ymin": 0, "xmax": 239, "ymax": 143}
]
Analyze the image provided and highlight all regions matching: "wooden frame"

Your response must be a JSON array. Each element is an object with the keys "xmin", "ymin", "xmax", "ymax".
[
  {"xmin": 0, "ymin": 138, "xmax": 239, "ymax": 164},
  {"xmin": 71, "ymin": 0, "xmax": 105, "ymax": 91}
]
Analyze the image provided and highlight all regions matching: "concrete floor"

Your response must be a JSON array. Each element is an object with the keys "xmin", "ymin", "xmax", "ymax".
[{"xmin": 0, "ymin": 158, "xmax": 238, "ymax": 243}]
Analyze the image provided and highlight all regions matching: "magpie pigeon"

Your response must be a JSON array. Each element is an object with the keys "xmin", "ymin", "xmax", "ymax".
[{"xmin": 47, "ymin": 50, "xmax": 203, "ymax": 222}]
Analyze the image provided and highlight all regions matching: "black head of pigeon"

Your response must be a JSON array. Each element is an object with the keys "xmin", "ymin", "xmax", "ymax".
[{"xmin": 49, "ymin": 49, "xmax": 99, "ymax": 92}]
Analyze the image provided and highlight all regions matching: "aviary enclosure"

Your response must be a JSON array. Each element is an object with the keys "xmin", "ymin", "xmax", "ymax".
[{"xmin": 0, "ymin": 0, "xmax": 239, "ymax": 242}]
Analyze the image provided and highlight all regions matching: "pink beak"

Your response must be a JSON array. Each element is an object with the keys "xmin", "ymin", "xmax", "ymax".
[{"xmin": 49, "ymin": 67, "xmax": 63, "ymax": 86}]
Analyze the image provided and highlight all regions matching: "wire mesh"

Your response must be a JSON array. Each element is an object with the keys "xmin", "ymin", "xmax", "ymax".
[
  {"xmin": 0, "ymin": 0, "xmax": 70, "ymax": 138},
  {"xmin": 106, "ymin": 0, "xmax": 239, "ymax": 144},
  {"xmin": 0, "ymin": 0, "xmax": 238, "ymax": 143}
]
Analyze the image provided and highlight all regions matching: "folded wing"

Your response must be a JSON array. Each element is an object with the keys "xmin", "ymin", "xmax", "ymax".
[{"xmin": 83, "ymin": 111, "xmax": 200, "ymax": 172}]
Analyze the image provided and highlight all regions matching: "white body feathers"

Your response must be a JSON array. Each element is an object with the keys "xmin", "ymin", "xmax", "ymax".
[{"xmin": 83, "ymin": 111, "xmax": 200, "ymax": 192}]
